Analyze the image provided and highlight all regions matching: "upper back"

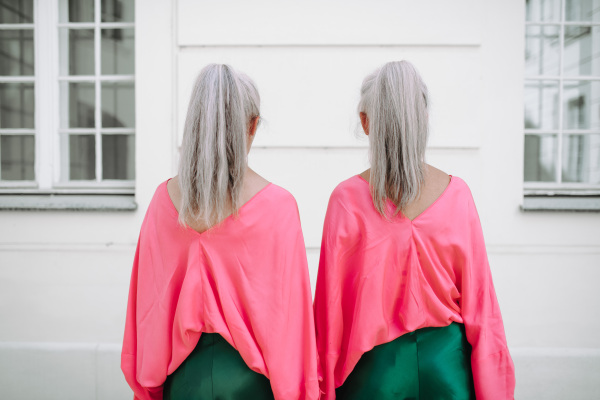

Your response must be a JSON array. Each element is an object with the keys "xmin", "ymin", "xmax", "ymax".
[
  {"xmin": 166, "ymin": 170, "xmax": 271, "ymax": 234},
  {"xmin": 358, "ymin": 164, "xmax": 453, "ymax": 221},
  {"xmin": 327, "ymin": 171, "xmax": 474, "ymax": 251}
]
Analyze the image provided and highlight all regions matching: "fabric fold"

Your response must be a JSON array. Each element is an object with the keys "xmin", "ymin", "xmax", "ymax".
[
  {"xmin": 122, "ymin": 181, "xmax": 321, "ymax": 400},
  {"xmin": 314, "ymin": 175, "xmax": 515, "ymax": 399}
]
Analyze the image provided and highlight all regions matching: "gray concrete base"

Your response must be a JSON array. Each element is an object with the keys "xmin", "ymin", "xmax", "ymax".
[
  {"xmin": 512, "ymin": 348, "xmax": 600, "ymax": 399},
  {"xmin": 0, "ymin": 343, "xmax": 130, "ymax": 400},
  {"xmin": 0, "ymin": 343, "xmax": 599, "ymax": 399}
]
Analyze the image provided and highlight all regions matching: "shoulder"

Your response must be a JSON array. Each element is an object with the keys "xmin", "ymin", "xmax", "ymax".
[
  {"xmin": 259, "ymin": 183, "xmax": 300, "ymax": 213},
  {"xmin": 330, "ymin": 175, "xmax": 367, "ymax": 202},
  {"xmin": 265, "ymin": 183, "xmax": 297, "ymax": 203},
  {"xmin": 448, "ymin": 176, "xmax": 474, "ymax": 198},
  {"xmin": 144, "ymin": 179, "xmax": 176, "ymax": 221},
  {"xmin": 449, "ymin": 175, "xmax": 470, "ymax": 193},
  {"xmin": 445, "ymin": 176, "xmax": 478, "ymax": 213},
  {"xmin": 136, "ymin": 179, "xmax": 177, "ymax": 236},
  {"xmin": 149, "ymin": 179, "xmax": 173, "ymax": 210},
  {"xmin": 252, "ymin": 183, "xmax": 304, "ymax": 229},
  {"xmin": 324, "ymin": 175, "xmax": 372, "ymax": 220}
]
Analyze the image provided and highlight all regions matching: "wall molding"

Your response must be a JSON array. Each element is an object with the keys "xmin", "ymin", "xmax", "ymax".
[
  {"xmin": 249, "ymin": 146, "xmax": 481, "ymax": 151},
  {"xmin": 486, "ymin": 245, "xmax": 600, "ymax": 255},
  {"xmin": 0, "ymin": 342, "xmax": 120, "ymax": 352},
  {"xmin": 0, "ymin": 243, "xmax": 136, "ymax": 252},
  {"xmin": 2, "ymin": 342, "xmax": 597, "ymax": 356},
  {"xmin": 180, "ymin": 43, "xmax": 482, "ymax": 50}
]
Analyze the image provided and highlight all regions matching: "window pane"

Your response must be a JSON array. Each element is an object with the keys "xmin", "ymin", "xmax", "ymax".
[
  {"xmin": 526, "ymin": 0, "xmax": 561, "ymax": 21},
  {"xmin": 563, "ymin": 26, "xmax": 600, "ymax": 76},
  {"xmin": 60, "ymin": 82, "xmax": 95, "ymax": 128},
  {"xmin": 102, "ymin": 134, "xmax": 134, "ymax": 179},
  {"xmin": 101, "ymin": 0, "xmax": 134, "ymax": 22},
  {"xmin": 565, "ymin": 0, "xmax": 600, "ymax": 22},
  {"xmin": 59, "ymin": 29, "xmax": 94, "ymax": 76},
  {"xmin": 0, "ymin": 82, "xmax": 34, "ymax": 129},
  {"xmin": 524, "ymin": 134, "xmax": 558, "ymax": 182},
  {"xmin": 524, "ymin": 80, "xmax": 559, "ymax": 129},
  {"xmin": 0, "ymin": 0, "xmax": 33, "ymax": 24},
  {"xmin": 69, "ymin": 135, "xmax": 95, "ymax": 180},
  {"xmin": 562, "ymin": 134, "xmax": 600, "ymax": 183},
  {"xmin": 1, "ymin": 134, "xmax": 34, "ymax": 180},
  {"xmin": 526, "ymin": 25, "xmax": 560, "ymax": 76},
  {"xmin": 563, "ymin": 80, "xmax": 600, "ymax": 130},
  {"xmin": 101, "ymin": 29, "xmax": 134, "ymax": 75},
  {"xmin": 58, "ymin": 0, "xmax": 94, "ymax": 23},
  {"xmin": 0, "ymin": 29, "xmax": 34, "ymax": 76},
  {"xmin": 101, "ymin": 82, "xmax": 134, "ymax": 128}
]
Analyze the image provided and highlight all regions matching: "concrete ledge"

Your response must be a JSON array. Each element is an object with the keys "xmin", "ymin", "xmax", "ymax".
[
  {"xmin": 521, "ymin": 196, "xmax": 600, "ymax": 212},
  {"xmin": 0, "ymin": 342, "xmax": 130, "ymax": 400},
  {"xmin": 0, "ymin": 195, "xmax": 137, "ymax": 211},
  {"xmin": 512, "ymin": 348, "xmax": 600, "ymax": 399},
  {"xmin": 0, "ymin": 343, "xmax": 599, "ymax": 399}
]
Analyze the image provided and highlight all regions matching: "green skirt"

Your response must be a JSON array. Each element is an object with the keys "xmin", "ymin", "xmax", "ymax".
[
  {"xmin": 336, "ymin": 323, "xmax": 475, "ymax": 400},
  {"xmin": 164, "ymin": 333, "xmax": 274, "ymax": 400}
]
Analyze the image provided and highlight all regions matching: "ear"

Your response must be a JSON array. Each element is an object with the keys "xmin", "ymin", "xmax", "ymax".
[
  {"xmin": 248, "ymin": 116, "xmax": 259, "ymax": 136},
  {"xmin": 360, "ymin": 112, "xmax": 369, "ymax": 136}
]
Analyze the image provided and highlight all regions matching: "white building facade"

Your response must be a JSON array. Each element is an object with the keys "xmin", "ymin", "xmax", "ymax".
[{"xmin": 0, "ymin": 0, "xmax": 599, "ymax": 399}]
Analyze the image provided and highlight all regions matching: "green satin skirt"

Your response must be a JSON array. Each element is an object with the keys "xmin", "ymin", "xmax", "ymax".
[
  {"xmin": 336, "ymin": 323, "xmax": 475, "ymax": 400},
  {"xmin": 164, "ymin": 333, "xmax": 274, "ymax": 400}
]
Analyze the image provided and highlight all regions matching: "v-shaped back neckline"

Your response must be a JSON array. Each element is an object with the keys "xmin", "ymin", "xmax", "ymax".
[
  {"xmin": 355, "ymin": 174, "xmax": 454, "ymax": 223},
  {"xmin": 163, "ymin": 179, "xmax": 273, "ymax": 236}
]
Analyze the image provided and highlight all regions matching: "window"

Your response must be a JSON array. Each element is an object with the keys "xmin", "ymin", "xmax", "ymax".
[
  {"xmin": 524, "ymin": 0, "xmax": 600, "ymax": 200},
  {"xmin": 0, "ymin": 0, "xmax": 135, "ymax": 197},
  {"xmin": 0, "ymin": 1, "xmax": 35, "ymax": 184}
]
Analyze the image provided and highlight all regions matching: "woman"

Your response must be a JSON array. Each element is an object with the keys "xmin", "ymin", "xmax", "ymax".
[
  {"xmin": 122, "ymin": 64, "xmax": 320, "ymax": 400},
  {"xmin": 314, "ymin": 61, "xmax": 515, "ymax": 399}
]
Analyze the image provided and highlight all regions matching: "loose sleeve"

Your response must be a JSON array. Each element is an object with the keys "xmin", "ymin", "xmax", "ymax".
[
  {"xmin": 461, "ymin": 193, "xmax": 516, "ymax": 400},
  {"xmin": 121, "ymin": 201, "xmax": 178, "ymax": 400},
  {"xmin": 121, "ymin": 236, "xmax": 164, "ymax": 400},
  {"xmin": 314, "ymin": 192, "xmax": 358, "ymax": 400},
  {"xmin": 259, "ymin": 203, "xmax": 322, "ymax": 400}
]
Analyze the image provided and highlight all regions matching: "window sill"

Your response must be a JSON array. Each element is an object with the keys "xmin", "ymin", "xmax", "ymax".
[
  {"xmin": 0, "ymin": 194, "xmax": 137, "ymax": 211},
  {"xmin": 521, "ymin": 196, "xmax": 600, "ymax": 212}
]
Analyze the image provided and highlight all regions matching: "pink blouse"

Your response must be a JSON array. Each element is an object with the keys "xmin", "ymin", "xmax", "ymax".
[
  {"xmin": 314, "ymin": 175, "xmax": 515, "ymax": 400},
  {"xmin": 122, "ymin": 180, "xmax": 321, "ymax": 400}
]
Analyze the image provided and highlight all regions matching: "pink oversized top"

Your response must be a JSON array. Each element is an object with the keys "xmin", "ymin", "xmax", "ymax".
[
  {"xmin": 122, "ymin": 180, "xmax": 321, "ymax": 400},
  {"xmin": 314, "ymin": 175, "xmax": 515, "ymax": 400}
]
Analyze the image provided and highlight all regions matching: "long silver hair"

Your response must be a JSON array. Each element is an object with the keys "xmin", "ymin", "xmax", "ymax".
[
  {"xmin": 178, "ymin": 64, "xmax": 260, "ymax": 227},
  {"xmin": 358, "ymin": 60, "xmax": 429, "ymax": 218}
]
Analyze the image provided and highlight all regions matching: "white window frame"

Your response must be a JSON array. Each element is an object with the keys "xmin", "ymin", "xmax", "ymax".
[
  {"xmin": 0, "ymin": 0, "xmax": 135, "ymax": 195},
  {"xmin": 524, "ymin": 0, "xmax": 600, "ymax": 196}
]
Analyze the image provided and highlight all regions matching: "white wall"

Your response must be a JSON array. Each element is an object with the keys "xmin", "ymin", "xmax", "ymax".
[{"xmin": 0, "ymin": 0, "xmax": 599, "ymax": 399}]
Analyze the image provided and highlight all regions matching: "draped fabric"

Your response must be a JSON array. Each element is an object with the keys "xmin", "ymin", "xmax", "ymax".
[
  {"xmin": 122, "ymin": 181, "xmax": 321, "ymax": 400},
  {"xmin": 314, "ymin": 175, "xmax": 515, "ymax": 400}
]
